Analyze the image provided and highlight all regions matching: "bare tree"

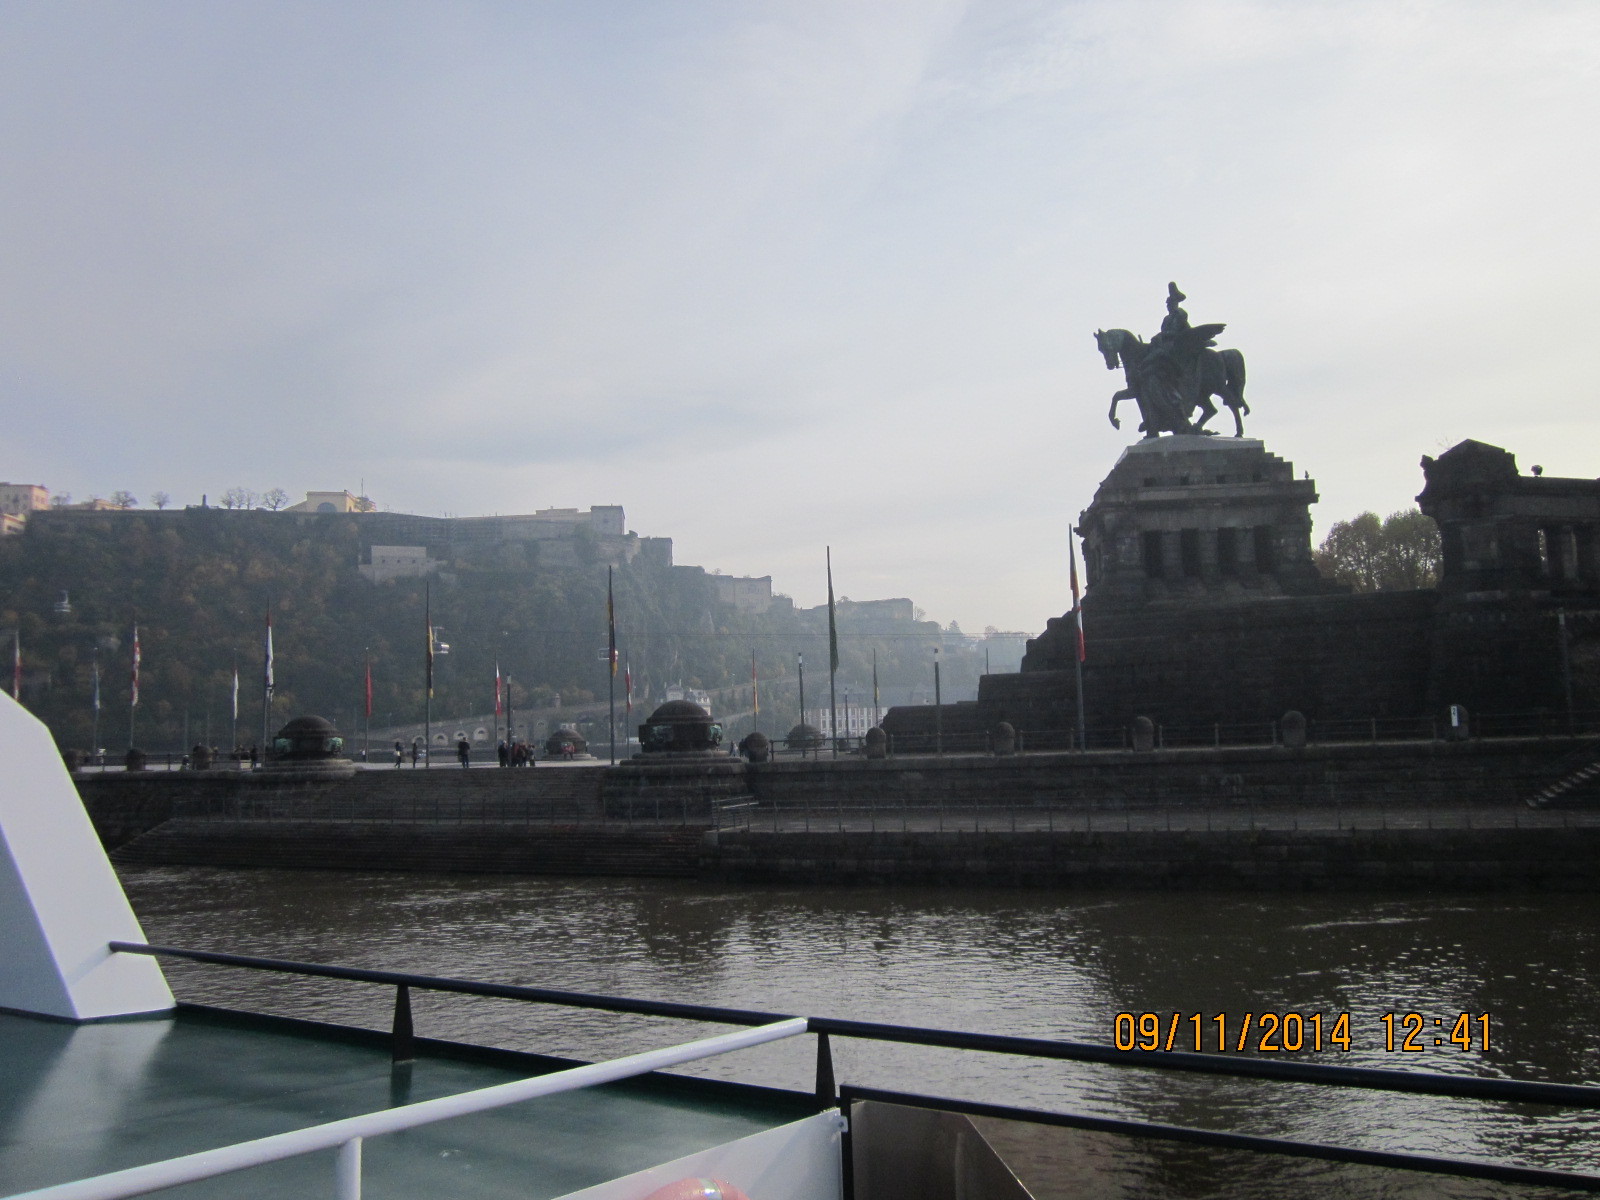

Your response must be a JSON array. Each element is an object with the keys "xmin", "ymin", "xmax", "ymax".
[
  {"xmin": 221, "ymin": 487, "xmax": 256, "ymax": 510},
  {"xmin": 261, "ymin": 487, "xmax": 290, "ymax": 511},
  {"xmin": 49, "ymin": 493, "xmax": 72, "ymax": 508},
  {"xmin": 150, "ymin": 491, "xmax": 171, "ymax": 510},
  {"xmin": 109, "ymin": 490, "xmax": 137, "ymax": 509}
]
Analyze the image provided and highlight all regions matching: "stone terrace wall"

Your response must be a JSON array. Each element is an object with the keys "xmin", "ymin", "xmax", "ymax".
[{"xmin": 745, "ymin": 738, "xmax": 1580, "ymax": 811}]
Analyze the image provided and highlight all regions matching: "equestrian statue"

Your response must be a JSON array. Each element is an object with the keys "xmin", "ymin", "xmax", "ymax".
[{"xmin": 1095, "ymin": 283, "xmax": 1249, "ymax": 438}]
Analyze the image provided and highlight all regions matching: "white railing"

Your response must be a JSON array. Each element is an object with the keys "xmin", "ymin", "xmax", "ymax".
[{"xmin": 5, "ymin": 1017, "xmax": 810, "ymax": 1200}]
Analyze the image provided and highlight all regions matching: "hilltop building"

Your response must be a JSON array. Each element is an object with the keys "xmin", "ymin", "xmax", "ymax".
[{"xmin": 711, "ymin": 575, "xmax": 773, "ymax": 614}]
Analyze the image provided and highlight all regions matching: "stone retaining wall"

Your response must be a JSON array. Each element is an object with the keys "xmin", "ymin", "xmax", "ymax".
[
  {"xmin": 744, "ymin": 737, "xmax": 1579, "ymax": 810},
  {"xmin": 702, "ymin": 826, "xmax": 1600, "ymax": 890}
]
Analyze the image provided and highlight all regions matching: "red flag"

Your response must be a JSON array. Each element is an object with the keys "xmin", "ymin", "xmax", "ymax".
[{"xmin": 1069, "ymin": 535, "xmax": 1086, "ymax": 663}]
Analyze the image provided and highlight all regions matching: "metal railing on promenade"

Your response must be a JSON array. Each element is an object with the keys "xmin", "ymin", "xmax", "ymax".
[{"xmin": 69, "ymin": 709, "xmax": 1600, "ymax": 772}]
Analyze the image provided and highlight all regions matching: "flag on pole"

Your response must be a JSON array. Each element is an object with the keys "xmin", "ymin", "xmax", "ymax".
[
  {"xmin": 826, "ymin": 547, "xmax": 839, "ymax": 674},
  {"xmin": 231, "ymin": 665, "xmax": 239, "ymax": 720},
  {"xmin": 425, "ymin": 586, "xmax": 435, "ymax": 698},
  {"xmin": 607, "ymin": 567, "xmax": 617, "ymax": 675},
  {"xmin": 751, "ymin": 650, "xmax": 759, "ymax": 715},
  {"xmin": 1069, "ymin": 533, "xmax": 1086, "ymax": 663},
  {"xmin": 130, "ymin": 624, "xmax": 141, "ymax": 707},
  {"xmin": 263, "ymin": 611, "xmax": 275, "ymax": 699},
  {"xmin": 365, "ymin": 658, "xmax": 373, "ymax": 718},
  {"xmin": 872, "ymin": 648, "xmax": 879, "ymax": 712},
  {"xmin": 11, "ymin": 631, "xmax": 20, "ymax": 701},
  {"xmin": 494, "ymin": 663, "xmax": 502, "ymax": 719},
  {"xmin": 624, "ymin": 657, "xmax": 633, "ymax": 718},
  {"xmin": 93, "ymin": 656, "xmax": 102, "ymax": 713}
]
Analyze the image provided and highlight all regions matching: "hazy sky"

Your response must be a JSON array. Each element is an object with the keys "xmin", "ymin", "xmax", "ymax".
[{"xmin": 4, "ymin": 1, "xmax": 1598, "ymax": 632}]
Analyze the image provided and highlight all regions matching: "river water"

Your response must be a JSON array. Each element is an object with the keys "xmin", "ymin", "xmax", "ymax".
[{"xmin": 120, "ymin": 867, "xmax": 1600, "ymax": 1197}]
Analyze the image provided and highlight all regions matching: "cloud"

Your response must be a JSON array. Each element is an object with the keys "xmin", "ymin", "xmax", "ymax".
[{"xmin": 4, "ymin": 0, "xmax": 1599, "ymax": 630}]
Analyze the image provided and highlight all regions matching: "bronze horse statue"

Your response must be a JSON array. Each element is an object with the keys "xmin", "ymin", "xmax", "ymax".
[{"xmin": 1094, "ymin": 327, "xmax": 1249, "ymax": 438}]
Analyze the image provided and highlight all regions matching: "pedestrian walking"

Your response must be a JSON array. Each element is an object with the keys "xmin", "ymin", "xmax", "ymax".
[
  {"xmin": 457, "ymin": 737, "xmax": 471, "ymax": 768},
  {"xmin": 394, "ymin": 739, "xmax": 404, "ymax": 767}
]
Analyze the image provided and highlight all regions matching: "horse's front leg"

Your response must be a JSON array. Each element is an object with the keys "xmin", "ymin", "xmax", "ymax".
[
  {"xmin": 1108, "ymin": 388, "xmax": 1135, "ymax": 430},
  {"xmin": 1230, "ymin": 402, "xmax": 1246, "ymax": 438},
  {"xmin": 1192, "ymin": 396, "xmax": 1218, "ymax": 433}
]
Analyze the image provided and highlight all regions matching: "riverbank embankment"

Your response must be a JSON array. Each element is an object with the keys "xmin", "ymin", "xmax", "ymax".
[{"xmin": 75, "ymin": 737, "xmax": 1600, "ymax": 888}]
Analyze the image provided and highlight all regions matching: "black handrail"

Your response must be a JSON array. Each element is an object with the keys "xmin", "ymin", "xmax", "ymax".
[{"xmin": 109, "ymin": 941, "xmax": 1600, "ymax": 1110}]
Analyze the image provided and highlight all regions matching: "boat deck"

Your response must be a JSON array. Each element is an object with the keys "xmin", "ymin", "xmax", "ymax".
[{"xmin": 0, "ymin": 1005, "xmax": 810, "ymax": 1199}]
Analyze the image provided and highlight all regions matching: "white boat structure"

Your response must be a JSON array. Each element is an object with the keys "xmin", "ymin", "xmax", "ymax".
[{"xmin": 3, "ymin": 690, "xmax": 1600, "ymax": 1200}]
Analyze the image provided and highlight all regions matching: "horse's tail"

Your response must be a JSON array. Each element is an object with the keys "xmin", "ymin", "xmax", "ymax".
[{"xmin": 1220, "ymin": 348, "xmax": 1246, "ymax": 406}]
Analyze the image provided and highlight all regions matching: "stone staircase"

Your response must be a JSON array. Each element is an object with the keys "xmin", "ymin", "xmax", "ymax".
[
  {"xmin": 1526, "ymin": 744, "xmax": 1600, "ymax": 808},
  {"xmin": 112, "ymin": 819, "xmax": 705, "ymax": 877}
]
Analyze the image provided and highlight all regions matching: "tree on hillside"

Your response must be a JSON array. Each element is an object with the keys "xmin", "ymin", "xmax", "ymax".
[
  {"xmin": 109, "ymin": 491, "xmax": 137, "ymax": 509},
  {"xmin": 150, "ymin": 491, "xmax": 171, "ymax": 510},
  {"xmin": 261, "ymin": 488, "xmax": 290, "ymax": 511},
  {"xmin": 1314, "ymin": 508, "xmax": 1441, "ymax": 592},
  {"xmin": 221, "ymin": 487, "xmax": 257, "ymax": 510}
]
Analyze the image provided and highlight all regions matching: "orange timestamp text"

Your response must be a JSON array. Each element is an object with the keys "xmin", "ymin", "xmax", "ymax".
[{"xmin": 1113, "ymin": 1011, "xmax": 1491, "ymax": 1054}]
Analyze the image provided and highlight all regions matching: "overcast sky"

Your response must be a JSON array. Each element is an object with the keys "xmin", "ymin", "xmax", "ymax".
[{"xmin": 4, "ymin": 1, "xmax": 1597, "ymax": 632}]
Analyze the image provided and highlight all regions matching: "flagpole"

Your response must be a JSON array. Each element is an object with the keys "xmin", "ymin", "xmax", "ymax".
[
  {"xmin": 364, "ymin": 650, "xmax": 372, "ymax": 765},
  {"xmin": 424, "ymin": 582, "xmax": 433, "ymax": 769},
  {"xmin": 871, "ymin": 648, "xmax": 879, "ymax": 731},
  {"xmin": 750, "ymin": 649, "xmax": 759, "ymax": 736},
  {"xmin": 261, "ymin": 609, "xmax": 272, "ymax": 758},
  {"xmin": 826, "ymin": 547, "xmax": 839, "ymax": 759},
  {"xmin": 130, "ymin": 619, "xmax": 140, "ymax": 752},
  {"xmin": 607, "ymin": 566, "xmax": 616, "ymax": 766},
  {"xmin": 1071, "ymin": 530, "xmax": 1088, "ymax": 752},
  {"xmin": 91, "ymin": 649, "xmax": 101, "ymax": 763},
  {"xmin": 796, "ymin": 653, "xmax": 806, "ymax": 756},
  {"xmin": 230, "ymin": 654, "xmax": 238, "ymax": 758}
]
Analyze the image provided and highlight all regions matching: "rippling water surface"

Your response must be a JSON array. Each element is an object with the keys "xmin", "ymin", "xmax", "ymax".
[{"xmin": 120, "ymin": 867, "xmax": 1600, "ymax": 1197}]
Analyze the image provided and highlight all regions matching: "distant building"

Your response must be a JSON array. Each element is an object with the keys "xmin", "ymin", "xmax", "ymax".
[
  {"xmin": 0, "ymin": 484, "xmax": 49, "ymax": 518},
  {"xmin": 359, "ymin": 546, "xmax": 442, "ymax": 584},
  {"xmin": 805, "ymin": 695, "xmax": 885, "ymax": 738},
  {"xmin": 287, "ymin": 491, "xmax": 372, "ymax": 514},
  {"xmin": 799, "ymin": 597, "xmax": 917, "ymax": 624},
  {"xmin": 0, "ymin": 513, "xmax": 24, "ymax": 537},
  {"xmin": 664, "ymin": 683, "xmax": 713, "ymax": 715},
  {"xmin": 711, "ymin": 575, "xmax": 773, "ymax": 614}
]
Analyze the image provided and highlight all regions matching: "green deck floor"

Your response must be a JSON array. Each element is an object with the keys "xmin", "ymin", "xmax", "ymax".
[{"xmin": 0, "ymin": 1007, "xmax": 806, "ymax": 1199}]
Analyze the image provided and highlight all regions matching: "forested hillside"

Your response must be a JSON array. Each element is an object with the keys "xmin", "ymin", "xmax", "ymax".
[{"xmin": 0, "ymin": 508, "xmax": 994, "ymax": 751}]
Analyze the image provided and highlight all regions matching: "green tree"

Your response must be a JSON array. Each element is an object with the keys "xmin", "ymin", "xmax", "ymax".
[{"xmin": 1315, "ymin": 508, "xmax": 1441, "ymax": 592}]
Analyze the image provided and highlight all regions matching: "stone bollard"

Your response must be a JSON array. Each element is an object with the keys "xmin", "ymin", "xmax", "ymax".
[
  {"xmin": 1130, "ymin": 716, "xmax": 1155, "ymax": 753},
  {"xmin": 61, "ymin": 748, "xmax": 85, "ymax": 773},
  {"xmin": 124, "ymin": 747, "xmax": 147, "ymax": 772},
  {"xmin": 740, "ymin": 731, "xmax": 771, "ymax": 763},
  {"xmin": 864, "ymin": 726, "xmax": 887, "ymax": 759},
  {"xmin": 1280, "ymin": 711, "xmax": 1307, "ymax": 749},
  {"xmin": 191, "ymin": 743, "xmax": 214, "ymax": 771},
  {"xmin": 1445, "ymin": 703, "xmax": 1470, "ymax": 742},
  {"xmin": 992, "ymin": 721, "xmax": 1016, "ymax": 756}
]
